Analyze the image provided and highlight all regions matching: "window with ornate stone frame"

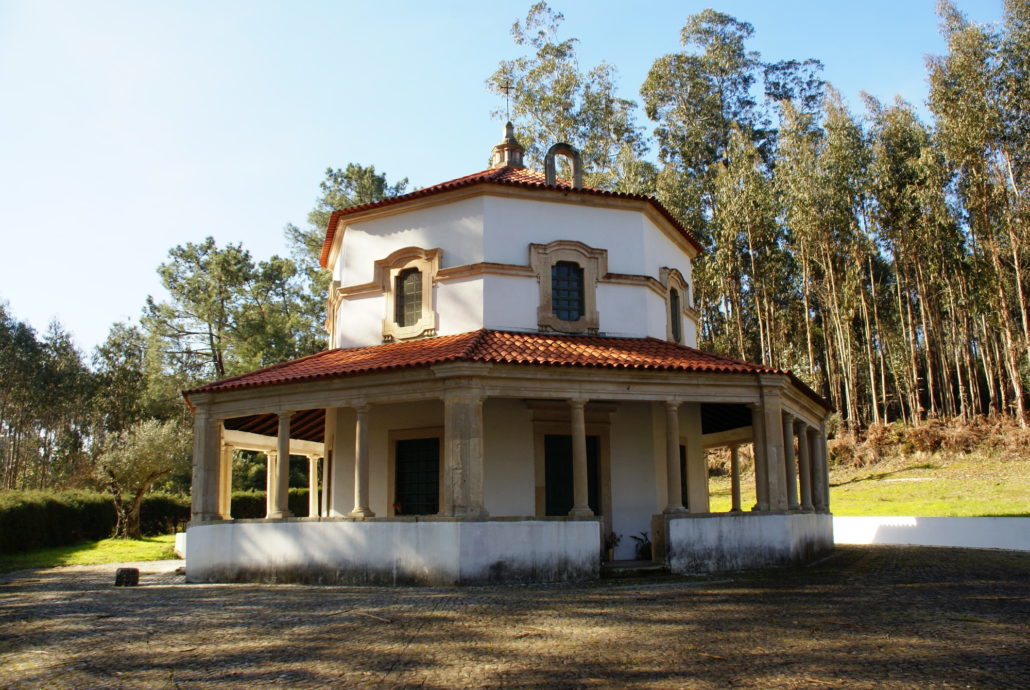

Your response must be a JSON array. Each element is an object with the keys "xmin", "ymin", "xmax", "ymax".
[
  {"xmin": 660, "ymin": 267, "xmax": 690, "ymax": 344},
  {"xmin": 374, "ymin": 246, "xmax": 440, "ymax": 342},
  {"xmin": 529, "ymin": 240, "xmax": 606, "ymax": 334}
]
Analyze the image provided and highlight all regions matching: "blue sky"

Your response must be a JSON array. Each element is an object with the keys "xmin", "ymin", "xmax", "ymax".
[{"xmin": 0, "ymin": 0, "xmax": 1004, "ymax": 354}]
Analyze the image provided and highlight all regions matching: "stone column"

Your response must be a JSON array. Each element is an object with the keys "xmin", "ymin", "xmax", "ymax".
[
  {"xmin": 190, "ymin": 407, "xmax": 222, "ymax": 522},
  {"xmin": 322, "ymin": 408, "xmax": 337, "ymax": 517},
  {"xmin": 782, "ymin": 412, "xmax": 800, "ymax": 511},
  {"xmin": 268, "ymin": 412, "xmax": 294, "ymax": 518},
  {"xmin": 747, "ymin": 403, "xmax": 769, "ymax": 511},
  {"xmin": 349, "ymin": 405, "xmax": 375, "ymax": 518},
  {"xmin": 218, "ymin": 443, "xmax": 233, "ymax": 520},
  {"xmin": 762, "ymin": 393, "xmax": 788, "ymax": 511},
  {"xmin": 307, "ymin": 455, "xmax": 320, "ymax": 517},
  {"xmin": 798, "ymin": 423, "xmax": 814, "ymax": 512},
  {"xmin": 443, "ymin": 390, "xmax": 488, "ymax": 519},
  {"xmin": 663, "ymin": 401, "xmax": 686, "ymax": 514},
  {"xmin": 682, "ymin": 402, "xmax": 708, "ymax": 513},
  {"xmin": 729, "ymin": 444, "xmax": 742, "ymax": 513},
  {"xmin": 568, "ymin": 399, "xmax": 593, "ymax": 518},
  {"xmin": 265, "ymin": 451, "xmax": 277, "ymax": 518}
]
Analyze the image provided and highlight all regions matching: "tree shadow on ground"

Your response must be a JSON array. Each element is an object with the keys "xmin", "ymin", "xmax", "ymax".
[{"xmin": 1, "ymin": 546, "xmax": 1028, "ymax": 688}]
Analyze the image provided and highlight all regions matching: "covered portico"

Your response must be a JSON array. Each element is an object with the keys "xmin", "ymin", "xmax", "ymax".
[{"xmin": 183, "ymin": 330, "xmax": 833, "ymax": 585}]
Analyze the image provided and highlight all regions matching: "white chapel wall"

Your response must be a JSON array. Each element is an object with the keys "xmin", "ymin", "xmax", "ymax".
[
  {"xmin": 483, "ymin": 399, "xmax": 535, "ymax": 516},
  {"xmin": 336, "ymin": 197, "xmax": 487, "ymax": 285},
  {"xmin": 609, "ymin": 402, "xmax": 661, "ymax": 560}
]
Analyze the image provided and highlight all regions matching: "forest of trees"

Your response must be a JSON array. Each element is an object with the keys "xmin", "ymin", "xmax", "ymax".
[{"xmin": 1, "ymin": 1, "xmax": 1026, "ymax": 494}]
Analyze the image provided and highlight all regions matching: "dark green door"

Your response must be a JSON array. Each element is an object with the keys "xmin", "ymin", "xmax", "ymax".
[
  {"xmin": 394, "ymin": 437, "xmax": 440, "ymax": 515},
  {"xmin": 544, "ymin": 434, "xmax": 600, "ymax": 516}
]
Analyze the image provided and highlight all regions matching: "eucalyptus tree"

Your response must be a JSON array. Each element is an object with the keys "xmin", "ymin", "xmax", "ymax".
[
  {"xmin": 486, "ymin": 2, "xmax": 646, "ymax": 187},
  {"xmin": 929, "ymin": 0, "xmax": 1028, "ymax": 423}
]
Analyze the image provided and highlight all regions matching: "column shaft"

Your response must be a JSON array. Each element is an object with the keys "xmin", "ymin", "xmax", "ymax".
[
  {"xmin": 349, "ymin": 405, "xmax": 375, "ymax": 518},
  {"xmin": 663, "ymin": 401, "xmax": 686, "ymax": 513},
  {"xmin": 568, "ymin": 399, "xmax": 593, "ymax": 518},
  {"xmin": 729, "ymin": 444, "xmax": 742, "ymax": 513},
  {"xmin": 218, "ymin": 443, "xmax": 233, "ymax": 519},
  {"xmin": 782, "ymin": 413, "xmax": 800, "ymax": 510},
  {"xmin": 268, "ymin": 412, "xmax": 293, "ymax": 518},
  {"xmin": 308, "ymin": 455, "xmax": 320, "ymax": 517},
  {"xmin": 798, "ymin": 424, "xmax": 814, "ymax": 511}
]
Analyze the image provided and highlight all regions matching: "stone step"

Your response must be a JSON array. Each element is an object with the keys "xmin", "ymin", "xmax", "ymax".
[{"xmin": 600, "ymin": 559, "xmax": 671, "ymax": 579}]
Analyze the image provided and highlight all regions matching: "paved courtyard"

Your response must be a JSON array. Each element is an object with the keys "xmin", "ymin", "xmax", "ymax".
[{"xmin": 1, "ymin": 545, "xmax": 1027, "ymax": 688}]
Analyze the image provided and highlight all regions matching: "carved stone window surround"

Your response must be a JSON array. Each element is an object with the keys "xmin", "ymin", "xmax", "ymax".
[
  {"xmin": 374, "ymin": 247, "xmax": 440, "ymax": 342},
  {"xmin": 530, "ymin": 240, "xmax": 606, "ymax": 334}
]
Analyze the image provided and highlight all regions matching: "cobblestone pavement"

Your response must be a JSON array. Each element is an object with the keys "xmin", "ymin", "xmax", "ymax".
[{"xmin": 0, "ymin": 546, "xmax": 1027, "ymax": 688}]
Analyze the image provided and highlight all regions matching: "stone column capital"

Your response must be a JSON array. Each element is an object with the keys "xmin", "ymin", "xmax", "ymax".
[
  {"xmin": 567, "ymin": 398, "xmax": 587, "ymax": 410},
  {"xmin": 782, "ymin": 411, "xmax": 795, "ymax": 423}
]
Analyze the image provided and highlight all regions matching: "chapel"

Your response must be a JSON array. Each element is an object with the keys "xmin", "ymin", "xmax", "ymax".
[{"xmin": 182, "ymin": 124, "xmax": 833, "ymax": 584}]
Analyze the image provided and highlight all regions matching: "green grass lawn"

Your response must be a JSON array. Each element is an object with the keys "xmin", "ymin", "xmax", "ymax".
[
  {"xmin": 709, "ymin": 449, "xmax": 1030, "ymax": 517},
  {"xmin": 0, "ymin": 534, "xmax": 178, "ymax": 573}
]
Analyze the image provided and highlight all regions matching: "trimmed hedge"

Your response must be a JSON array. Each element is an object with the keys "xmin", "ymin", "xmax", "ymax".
[
  {"xmin": 0, "ymin": 490, "xmax": 116, "ymax": 554},
  {"xmin": 140, "ymin": 492, "xmax": 191, "ymax": 536},
  {"xmin": 0, "ymin": 487, "xmax": 314, "ymax": 554},
  {"xmin": 230, "ymin": 489, "xmax": 311, "ymax": 519}
]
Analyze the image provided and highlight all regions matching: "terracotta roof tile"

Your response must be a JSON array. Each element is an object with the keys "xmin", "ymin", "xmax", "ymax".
[
  {"xmin": 184, "ymin": 330, "xmax": 823, "ymax": 403},
  {"xmin": 318, "ymin": 166, "xmax": 704, "ymax": 267}
]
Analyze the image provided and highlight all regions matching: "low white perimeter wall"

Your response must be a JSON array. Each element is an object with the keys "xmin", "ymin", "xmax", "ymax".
[
  {"xmin": 667, "ymin": 513, "xmax": 833, "ymax": 574},
  {"xmin": 186, "ymin": 519, "xmax": 600, "ymax": 586},
  {"xmin": 834, "ymin": 516, "xmax": 1030, "ymax": 551}
]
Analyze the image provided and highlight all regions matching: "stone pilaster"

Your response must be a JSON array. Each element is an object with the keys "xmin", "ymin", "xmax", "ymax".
[
  {"xmin": 190, "ymin": 407, "xmax": 222, "ymax": 522},
  {"xmin": 218, "ymin": 443, "xmax": 233, "ymax": 520},
  {"xmin": 747, "ymin": 403, "xmax": 769, "ymax": 511},
  {"xmin": 443, "ymin": 390, "xmax": 488, "ymax": 520},
  {"xmin": 265, "ymin": 451, "xmax": 276, "ymax": 518},
  {"xmin": 762, "ymin": 393, "xmax": 788, "ymax": 511}
]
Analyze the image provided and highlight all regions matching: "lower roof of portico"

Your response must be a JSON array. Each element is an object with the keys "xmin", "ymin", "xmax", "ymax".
[{"xmin": 185, "ymin": 329, "xmax": 830, "ymax": 442}]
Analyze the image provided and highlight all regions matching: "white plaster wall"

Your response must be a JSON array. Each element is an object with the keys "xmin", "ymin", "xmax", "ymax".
[
  {"xmin": 667, "ymin": 513, "xmax": 833, "ymax": 573},
  {"xmin": 335, "ymin": 197, "xmax": 487, "ymax": 285},
  {"xmin": 483, "ymin": 399, "xmax": 535, "ymax": 516},
  {"xmin": 335, "ymin": 294, "xmax": 384, "ymax": 349},
  {"xmin": 609, "ymin": 402, "xmax": 661, "ymax": 560},
  {"xmin": 436, "ymin": 278, "xmax": 483, "ymax": 336},
  {"xmin": 482, "ymin": 274, "xmax": 538, "ymax": 332},
  {"xmin": 597, "ymin": 283, "xmax": 649, "ymax": 338},
  {"xmin": 186, "ymin": 519, "xmax": 600, "ymax": 585},
  {"xmin": 482, "ymin": 196, "xmax": 647, "ymax": 274},
  {"xmin": 330, "ymin": 193, "xmax": 700, "ymax": 346},
  {"xmin": 642, "ymin": 215, "xmax": 693, "ymax": 293},
  {"xmin": 833, "ymin": 516, "xmax": 1030, "ymax": 551}
]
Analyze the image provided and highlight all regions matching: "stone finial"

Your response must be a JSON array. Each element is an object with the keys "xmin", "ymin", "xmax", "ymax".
[{"xmin": 490, "ymin": 121, "xmax": 526, "ymax": 169}]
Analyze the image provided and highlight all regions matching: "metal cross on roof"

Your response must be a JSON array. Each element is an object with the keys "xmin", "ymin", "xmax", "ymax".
[{"xmin": 498, "ymin": 80, "xmax": 514, "ymax": 120}]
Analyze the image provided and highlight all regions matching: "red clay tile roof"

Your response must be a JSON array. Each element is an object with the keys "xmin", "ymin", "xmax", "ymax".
[
  {"xmin": 183, "ymin": 330, "xmax": 826, "ymax": 408},
  {"xmin": 318, "ymin": 166, "xmax": 704, "ymax": 267}
]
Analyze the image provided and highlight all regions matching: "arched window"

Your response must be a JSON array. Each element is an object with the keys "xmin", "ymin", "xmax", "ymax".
[
  {"xmin": 669, "ymin": 288, "xmax": 682, "ymax": 343},
  {"xmin": 395, "ymin": 268, "xmax": 422, "ymax": 327},
  {"xmin": 551, "ymin": 261, "xmax": 584, "ymax": 322}
]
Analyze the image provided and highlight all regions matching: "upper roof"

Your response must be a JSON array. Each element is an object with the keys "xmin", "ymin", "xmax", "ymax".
[
  {"xmin": 318, "ymin": 166, "xmax": 704, "ymax": 268},
  {"xmin": 183, "ymin": 329, "xmax": 826, "ymax": 408}
]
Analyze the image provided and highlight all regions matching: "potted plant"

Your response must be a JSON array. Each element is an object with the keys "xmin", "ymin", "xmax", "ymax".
[{"xmin": 604, "ymin": 531, "xmax": 622, "ymax": 561}]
